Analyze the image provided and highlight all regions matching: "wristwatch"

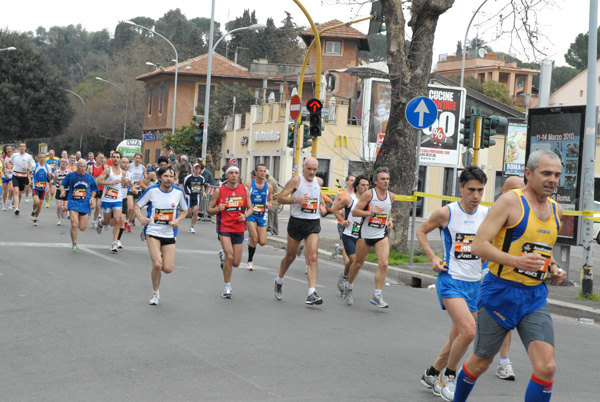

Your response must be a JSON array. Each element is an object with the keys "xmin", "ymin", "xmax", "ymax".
[{"xmin": 549, "ymin": 262, "xmax": 563, "ymax": 274}]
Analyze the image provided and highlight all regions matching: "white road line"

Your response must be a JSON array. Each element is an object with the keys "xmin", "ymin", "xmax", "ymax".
[
  {"xmin": 79, "ymin": 247, "xmax": 127, "ymax": 266},
  {"xmin": 0, "ymin": 241, "xmax": 217, "ymax": 255}
]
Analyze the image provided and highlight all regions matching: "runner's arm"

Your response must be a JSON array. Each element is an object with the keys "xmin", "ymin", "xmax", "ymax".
[
  {"xmin": 276, "ymin": 176, "xmax": 301, "ymax": 204},
  {"xmin": 206, "ymin": 188, "xmax": 221, "ymax": 215}
]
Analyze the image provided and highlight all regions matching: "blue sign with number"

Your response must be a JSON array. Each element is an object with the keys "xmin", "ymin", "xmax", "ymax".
[{"xmin": 405, "ymin": 96, "xmax": 438, "ymax": 129}]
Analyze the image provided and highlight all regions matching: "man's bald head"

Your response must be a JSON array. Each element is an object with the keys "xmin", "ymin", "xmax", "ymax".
[
  {"xmin": 302, "ymin": 157, "xmax": 319, "ymax": 180},
  {"xmin": 502, "ymin": 176, "xmax": 525, "ymax": 193}
]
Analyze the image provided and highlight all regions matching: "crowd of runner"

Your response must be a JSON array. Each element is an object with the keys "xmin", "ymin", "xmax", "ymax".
[{"xmin": 1, "ymin": 143, "xmax": 567, "ymax": 401}]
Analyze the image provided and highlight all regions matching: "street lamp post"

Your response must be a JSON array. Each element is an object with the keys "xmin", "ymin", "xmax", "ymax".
[
  {"xmin": 0, "ymin": 46, "xmax": 16, "ymax": 52},
  {"xmin": 202, "ymin": 2, "xmax": 266, "ymax": 160},
  {"xmin": 65, "ymin": 89, "xmax": 86, "ymax": 150},
  {"xmin": 123, "ymin": 21, "xmax": 178, "ymax": 135},
  {"xmin": 95, "ymin": 77, "xmax": 128, "ymax": 140}
]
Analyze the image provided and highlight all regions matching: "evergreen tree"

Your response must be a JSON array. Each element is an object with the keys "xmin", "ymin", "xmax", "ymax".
[{"xmin": 0, "ymin": 30, "xmax": 74, "ymax": 142}]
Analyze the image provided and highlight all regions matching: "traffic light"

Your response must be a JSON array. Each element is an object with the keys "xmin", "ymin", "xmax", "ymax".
[
  {"xmin": 303, "ymin": 130, "xmax": 312, "ymax": 149},
  {"xmin": 368, "ymin": 1, "xmax": 385, "ymax": 35},
  {"xmin": 459, "ymin": 115, "xmax": 474, "ymax": 148},
  {"xmin": 195, "ymin": 121, "xmax": 204, "ymax": 143},
  {"xmin": 307, "ymin": 98, "xmax": 323, "ymax": 137},
  {"xmin": 287, "ymin": 123, "xmax": 296, "ymax": 148},
  {"xmin": 480, "ymin": 115, "xmax": 507, "ymax": 148}
]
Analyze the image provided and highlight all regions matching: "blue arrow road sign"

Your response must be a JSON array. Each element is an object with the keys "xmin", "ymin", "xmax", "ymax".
[{"xmin": 405, "ymin": 96, "xmax": 438, "ymax": 129}]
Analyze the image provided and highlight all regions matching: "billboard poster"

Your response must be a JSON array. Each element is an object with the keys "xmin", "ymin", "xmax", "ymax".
[
  {"xmin": 503, "ymin": 122, "xmax": 527, "ymax": 175},
  {"xmin": 527, "ymin": 106, "xmax": 585, "ymax": 246},
  {"xmin": 361, "ymin": 80, "xmax": 464, "ymax": 167},
  {"xmin": 116, "ymin": 139, "xmax": 143, "ymax": 159}
]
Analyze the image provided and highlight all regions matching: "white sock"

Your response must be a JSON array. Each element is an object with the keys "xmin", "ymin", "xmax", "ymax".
[
  {"xmin": 225, "ymin": 282, "xmax": 231, "ymax": 289},
  {"xmin": 275, "ymin": 277, "xmax": 283, "ymax": 284},
  {"xmin": 374, "ymin": 289, "xmax": 382, "ymax": 296},
  {"xmin": 154, "ymin": 290, "xmax": 160, "ymax": 296},
  {"xmin": 308, "ymin": 287, "xmax": 316, "ymax": 295},
  {"xmin": 346, "ymin": 283, "xmax": 353, "ymax": 290},
  {"xmin": 500, "ymin": 357, "xmax": 510, "ymax": 363}
]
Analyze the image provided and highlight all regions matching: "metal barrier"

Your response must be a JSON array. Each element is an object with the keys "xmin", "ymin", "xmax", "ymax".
[{"xmin": 199, "ymin": 185, "xmax": 218, "ymax": 223}]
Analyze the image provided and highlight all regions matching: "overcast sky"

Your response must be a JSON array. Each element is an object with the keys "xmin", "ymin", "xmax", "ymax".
[{"xmin": 1, "ymin": 0, "xmax": 591, "ymax": 67}]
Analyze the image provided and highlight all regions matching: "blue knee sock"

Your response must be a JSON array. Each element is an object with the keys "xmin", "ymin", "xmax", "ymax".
[
  {"xmin": 525, "ymin": 375, "xmax": 553, "ymax": 402},
  {"xmin": 454, "ymin": 364, "xmax": 478, "ymax": 402}
]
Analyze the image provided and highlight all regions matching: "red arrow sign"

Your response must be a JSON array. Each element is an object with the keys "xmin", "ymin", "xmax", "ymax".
[
  {"xmin": 306, "ymin": 98, "xmax": 323, "ymax": 113},
  {"xmin": 290, "ymin": 95, "xmax": 301, "ymax": 120}
]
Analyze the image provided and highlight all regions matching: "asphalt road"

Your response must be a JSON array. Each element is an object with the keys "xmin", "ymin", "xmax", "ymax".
[{"xmin": 0, "ymin": 203, "xmax": 597, "ymax": 401}]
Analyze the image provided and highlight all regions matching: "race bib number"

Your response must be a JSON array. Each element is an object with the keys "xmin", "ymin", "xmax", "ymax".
[
  {"xmin": 225, "ymin": 196, "xmax": 244, "ymax": 212},
  {"xmin": 515, "ymin": 242, "xmax": 552, "ymax": 281},
  {"xmin": 154, "ymin": 208, "xmax": 174, "ymax": 224},
  {"xmin": 122, "ymin": 179, "xmax": 129, "ymax": 189},
  {"xmin": 73, "ymin": 189, "xmax": 86, "ymax": 200},
  {"xmin": 454, "ymin": 233, "xmax": 477, "ymax": 260},
  {"xmin": 301, "ymin": 198, "xmax": 318, "ymax": 214},
  {"xmin": 368, "ymin": 214, "xmax": 387, "ymax": 228},
  {"xmin": 14, "ymin": 172, "xmax": 27, "ymax": 178},
  {"xmin": 134, "ymin": 182, "xmax": 141, "ymax": 191},
  {"xmin": 253, "ymin": 204, "xmax": 265, "ymax": 214},
  {"xmin": 351, "ymin": 222, "xmax": 362, "ymax": 236},
  {"xmin": 192, "ymin": 184, "xmax": 203, "ymax": 193},
  {"xmin": 105, "ymin": 187, "xmax": 119, "ymax": 199},
  {"xmin": 35, "ymin": 181, "xmax": 46, "ymax": 189}
]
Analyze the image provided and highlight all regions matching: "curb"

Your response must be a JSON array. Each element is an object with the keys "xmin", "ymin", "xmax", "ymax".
[{"xmin": 267, "ymin": 236, "xmax": 600, "ymax": 322}]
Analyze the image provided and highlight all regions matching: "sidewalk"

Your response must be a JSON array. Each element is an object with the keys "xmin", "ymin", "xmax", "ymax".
[{"xmin": 267, "ymin": 234, "xmax": 600, "ymax": 322}]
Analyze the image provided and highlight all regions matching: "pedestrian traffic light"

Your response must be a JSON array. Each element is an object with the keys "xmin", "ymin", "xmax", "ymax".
[
  {"xmin": 303, "ymin": 131, "xmax": 312, "ymax": 149},
  {"xmin": 287, "ymin": 123, "xmax": 296, "ymax": 148},
  {"xmin": 368, "ymin": 1, "xmax": 386, "ymax": 35},
  {"xmin": 459, "ymin": 115, "xmax": 473, "ymax": 148},
  {"xmin": 307, "ymin": 98, "xmax": 323, "ymax": 137},
  {"xmin": 195, "ymin": 121, "xmax": 204, "ymax": 143}
]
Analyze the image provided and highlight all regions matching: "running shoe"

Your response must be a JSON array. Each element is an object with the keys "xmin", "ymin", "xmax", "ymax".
[
  {"xmin": 189, "ymin": 227, "xmax": 196, "ymax": 233},
  {"xmin": 71, "ymin": 244, "xmax": 79, "ymax": 253},
  {"xmin": 297, "ymin": 245, "xmax": 303, "ymax": 257},
  {"xmin": 117, "ymin": 240, "xmax": 123, "ymax": 249},
  {"xmin": 30, "ymin": 211, "xmax": 35, "ymax": 220},
  {"xmin": 222, "ymin": 287, "xmax": 232, "ymax": 299},
  {"xmin": 421, "ymin": 369, "xmax": 439, "ymax": 390},
  {"xmin": 91, "ymin": 221, "xmax": 96, "ymax": 229},
  {"xmin": 103, "ymin": 224, "xmax": 109, "ymax": 231},
  {"xmin": 96, "ymin": 216, "xmax": 103, "ymax": 234},
  {"xmin": 7, "ymin": 203, "xmax": 13, "ymax": 210},
  {"xmin": 274, "ymin": 278, "xmax": 283, "ymax": 300},
  {"xmin": 441, "ymin": 370, "xmax": 456, "ymax": 402},
  {"xmin": 140, "ymin": 230, "xmax": 146, "ymax": 242},
  {"xmin": 111, "ymin": 242, "xmax": 118, "ymax": 253},
  {"xmin": 130, "ymin": 221, "xmax": 136, "ymax": 226},
  {"xmin": 57, "ymin": 220, "xmax": 62, "ymax": 226},
  {"xmin": 343, "ymin": 283, "xmax": 353, "ymax": 305},
  {"xmin": 149, "ymin": 294, "xmax": 159, "ymax": 305},
  {"xmin": 371, "ymin": 293, "xmax": 389, "ymax": 308},
  {"xmin": 124, "ymin": 222, "xmax": 131, "ymax": 233},
  {"xmin": 45, "ymin": 202, "xmax": 50, "ymax": 208},
  {"xmin": 337, "ymin": 272, "xmax": 346, "ymax": 296},
  {"xmin": 433, "ymin": 374, "xmax": 443, "ymax": 397},
  {"xmin": 219, "ymin": 250, "xmax": 225, "ymax": 270},
  {"xmin": 26, "ymin": 197, "xmax": 29, "ymax": 203},
  {"xmin": 61, "ymin": 208, "xmax": 66, "ymax": 218},
  {"xmin": 332, "ymin": 243, "xmax": 340, "ymax": 259},
  {"xmin": 33, "ymin": 219, "xmax": 38, "ymax": 226},
  {"xmin": 2, "ymin": 204, "xmax": 6, "ymax": 211},
  {"xmin": 15, "ymin": 208, "xmax": 20, "ymax": 216},
  {"xmin": 246, "ymin": 261, "xmax": 253, "ymax": 271},
  {"xmin": 306, "ymin": 291, "xmax": 323, "ymax": 305},
  {"xmin": 496, "ymin": 360, "xmax": 515, "ymax": 381}
]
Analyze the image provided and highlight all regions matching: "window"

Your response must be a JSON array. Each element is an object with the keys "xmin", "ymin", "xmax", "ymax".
[
  {"xmin": 154, "ymin": 148, "xmax": 160, "ymax": 163},
  {"xmin": 148, "ymin": 88, "xmax": 154, "ymax": 116},
  {"xmin": 316, "ymin": 158, "xmax": 330, "ymax": 187},
  {"xmin": 158, "ymin": 84, "xmax": 164, "ymax": 115},
  {"xmin": 443, "ymin": 167, "xmax": 463, "ymax": 206},
  {"xmin": 144, "ymin": 149, "xmax": 150, "ymax": 165},
  {"xmin": 325, "ymin": 41, "xmax": 341, "ymax": 55},
  {"xmin": 348, "ymin": 160, "xmax": 372, "ymax": 176},
  {"xmin": 272, "ymin": 156, "xmax": 280, "ymax": 182}
]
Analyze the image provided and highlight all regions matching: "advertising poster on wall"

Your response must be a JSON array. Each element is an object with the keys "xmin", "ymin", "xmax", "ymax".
[
  {"xmin": 503, "ymin": 122, "xmax": 528, "ymax": 175},
  {"xmin": 361, "ymin": 80, "xmax": 465, "ymax": 167},
  {"xmin": 527, "ymin": 106, "xmax": 585, "ymax": 245}
]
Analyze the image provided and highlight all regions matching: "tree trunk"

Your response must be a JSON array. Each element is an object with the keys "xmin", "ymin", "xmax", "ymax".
[{"xmin": 377, "ymin": 0, "xmax": 454, "ymax": 252}]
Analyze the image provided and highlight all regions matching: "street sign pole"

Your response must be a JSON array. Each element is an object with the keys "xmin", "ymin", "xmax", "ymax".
[
  {"xmin": 404, "ymin": 96, "xmax": 438, "ymax": 266},
  {"xmin": 581, "ymin": 0, "xmax": 597, "ymax": 297}
]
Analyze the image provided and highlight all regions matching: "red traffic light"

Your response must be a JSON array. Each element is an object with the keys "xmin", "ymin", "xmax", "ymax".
[{"xmin": 306, "ymin": 98, "xmax": 323, "ymax": 113}]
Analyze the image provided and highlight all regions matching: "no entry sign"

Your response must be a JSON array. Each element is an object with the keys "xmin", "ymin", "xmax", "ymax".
[{"xmin": 290, "ymin": 95, "xmax": 301, "ymax": 121}]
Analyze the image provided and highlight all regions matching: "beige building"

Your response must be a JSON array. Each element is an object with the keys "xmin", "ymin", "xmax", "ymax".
[{"xmin": 436, "ymin": 53, "xmax": 538, "ymax": 106}]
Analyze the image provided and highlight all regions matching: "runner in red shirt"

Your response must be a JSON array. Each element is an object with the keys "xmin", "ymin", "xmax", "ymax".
[
  {"xmin": 207, "ymin": 166, "xmax": 252, "ymax": 299},
  {"xmin": 88, "ymin": 152, "xmax": 107, "ymax": 228}
]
